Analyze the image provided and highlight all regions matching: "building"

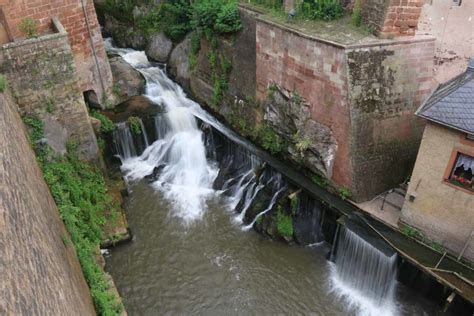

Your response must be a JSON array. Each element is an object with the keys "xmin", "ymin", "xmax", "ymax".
[
  {"xmin": 0, "ymin": 0, "xmax": 113, "ymax": 103},
  {"xmin": 400, "ymin": 60, "xmax": 474, "ymax": 262}
]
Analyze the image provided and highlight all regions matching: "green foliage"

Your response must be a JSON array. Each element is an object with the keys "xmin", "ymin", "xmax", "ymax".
[
  {"xmin": 128, "ymin": 116, "xmax": 142, "ymax": 135},
  {"xmin": 351, "ymin": 0, "xmax": 362, "ymax": 27},
  {"xmin": 276, "ymin": 206, "xmax": 293, "ymax": 238},
  {"xmin": 46, "ymin": 97, "xmax": 55, "ymax": 113},
  {"xmin": 0, "ymin": 74, "xmax": 6, "ymax": 93},
  {"xmin": 293, "ymin": 131, "xmax": 311, "ymax": 155},
  {"xmin": 19, "ymin": 17, "xmax": 38, "ymax": 38},
  {"xmin": 311, "ymin": 174, "xmax": 329, "ymax": 189},
  {"xmin": 112, "ymin": 83, "xmax": 121, "ymax": 97},
  {"xmin": 290, "ymin": 196, "xmax": 299, "ymax": 216},
  {"xmin": 189, "ymin": 31, "xmax": 202, "ymax": 69},
  {"xmin": 148, "ymin": 0, "xmax": 193, "ymax": 42},
  {"xmin": 267, "ymin": 83, "xmax": 278, "ymax": 99},
  {"xmin": 92, "ymin": 111, "xmax": 116, "ymax": 134},
  {"xmin": 401, "ymin": 225, "xmax": 423, "ymax": 239},
  {"xmin": 253, "ymin": 124, "xmax": 287, "ymax": 155},
  {"xmin": 101, "ymin": 0, "xmax": 135, "ymax": 22},
  {"xmin": 337, "ymin": 186, "xmax": 352, "ymax": 200},
  {"xmin": 300, "ymin": 0, "xmax": 344, "ymax": 21},
  {"xmin": 22, "ymin": 117, "xmax": 123, "ymax": 315},
  {"xmin": 214, "ymin": 1, "xmax": 243, "ymax": 33},
  {"xmin": 256, "ymin": 213, "xmax": 264, "ymax": 225}
]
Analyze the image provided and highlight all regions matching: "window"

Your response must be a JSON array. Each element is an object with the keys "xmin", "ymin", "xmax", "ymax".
[
  {"xmin": 449, "ymin": 153, "xmax": 474, "ymax": 191},
  {"xmin": 452, "ymin": 0, "xmax": 462, "ymax": 6}
]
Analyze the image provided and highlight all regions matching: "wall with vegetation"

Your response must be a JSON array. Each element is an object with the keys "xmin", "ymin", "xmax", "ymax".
[
  {"xmin": 0, "ymin": 24, "xmax": 99, "ymax": 161},
  {"xmin": 0, "ymin": 92, "xmax": 96, "ymax": 315},
  {"xmin": 401, "ymin": 122, "xmax": 474, "ymax": 262},
  {"xmin": 1, "ymin": 0, "xmax": 114, "ymax": 103}
]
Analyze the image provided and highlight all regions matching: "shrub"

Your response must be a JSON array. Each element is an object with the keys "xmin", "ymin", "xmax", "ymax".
[
  {"xmin": 91, "ymin": 111, "xmax": 116, "ymax": 133},
  {"xmin": 253, "ymin": 124, "xmax": 287, "ymax": 155},
  {"xmin": 154, "ymin": 0, "xmax": 193, "ymax": 42},
  {"xmin": 276, "ymin": 206, "xmax": 293, "ymax": 238},
  {"xmin": 300, "ymin": 0, "xmax": 344, "ymax": 21},
  {"xmin": 19, "ymin": 17, "xmax": 38, "ymax": 38},
  {"xmin": 0, "ymin": 74, "xmax": 6, "ymax": 93},
  {"xmin": 214, "ymin": 1, "xmax": 242, "ymax": 33},
  {"xmin": 338, "ymin": 186, "xmax": 352, "ymax": 200}
]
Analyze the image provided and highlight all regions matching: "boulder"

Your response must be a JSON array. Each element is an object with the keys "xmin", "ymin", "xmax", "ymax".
[
  {"xmin": 168, "ymin": 34, "xmax": 192, "ymax": 87},
  {"xmin": 145, "ymin": 33, "xmax": 173, "ymax": 63},
  {"xmin": 109, "ymin": 56, "xmax": 146, "ymax": 103},
  {"xmin": 104, "ymin": 95, "xmax": 165, "ymax": 123},
  {"xmin": 103, "ymin": 14, "xmax": 147, "ymax": 50}
]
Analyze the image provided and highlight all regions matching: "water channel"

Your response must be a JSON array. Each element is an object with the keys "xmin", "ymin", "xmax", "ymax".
[{"xmin": 104, "ymin": 41, "xmax": 447, "ymax": 315}]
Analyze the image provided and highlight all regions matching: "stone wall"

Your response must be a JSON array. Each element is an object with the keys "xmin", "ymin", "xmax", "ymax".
[
  {"xmin": 0, "ymin": 91, "xmax": 95, "ymax": 315},
  {"xmin": 256, "ymin": 19, "xmax": 351, "ymax": 188},
  {"xmin": 0, "ymin": 19, "xmax": 99, "ymax": 160},
  {"xmin": 358, "ymin": 0, "xmax": 424, "ymax": 37},
  {"xmin": 255, "ymin": 17, "xmax": 435, "ymax": 201},
  {"xmin": 347, "ymin": 38, "xmax": 435, "ymax": 200},
  {"xmin": 0, "ymin": 0, "xmax": 114, "ymax": 104},
  {"xmin": 400, "ymin": 122, "xmax": 474, "ymax": 262}
]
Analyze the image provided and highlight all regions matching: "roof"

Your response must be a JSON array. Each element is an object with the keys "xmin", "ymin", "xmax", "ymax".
[{"xmin": 416, "ymin": 61, "xmax": 474, "ymax": 135}]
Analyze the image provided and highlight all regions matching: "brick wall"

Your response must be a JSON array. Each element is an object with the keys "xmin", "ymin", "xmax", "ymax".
[
  {"xmin": 256, "ymin": 20, "xmax": 353, "ymax": 189},
  {"xmin": 347, "ymin": 38, "xmax": 435, "ymax": 200},
  {"xmin": 0, "ymin": 20, "xmax": 99, "ymax": 160},
  {"xmin": 255, "ymin": 18, "xmax": 435, "ymax": 201},
  {"xmin": 358, "ymin": 0, "xmax": 424, "ymax": 37},
  {"xmin": 0, "ymin": 0, "xmax": 113, "ymax": 104},
  {"xmin": 0, "ymin": 91, "xmax": 95, "ymax": 315}
]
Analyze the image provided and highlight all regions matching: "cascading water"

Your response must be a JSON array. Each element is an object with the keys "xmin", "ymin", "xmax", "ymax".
[
  {"xmin": 330, "ymin": 227, "xmax": 398, "ymax": 316},
  {"xmin": 113, "ymin": 118, "xmax": 149, "ymax": 160}
]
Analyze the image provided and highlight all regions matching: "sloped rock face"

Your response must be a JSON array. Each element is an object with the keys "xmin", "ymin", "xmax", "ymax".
[
  {"xmin": 146, "ymin": 33, "xmax": 173, "ymax": 63},
  {"xmin": 109, "ymin": 55, "xmax": 146, "ymax": 102},
  {"xmin": 264, "ymin": 88, "xmax": 337, "ymax": 178}
]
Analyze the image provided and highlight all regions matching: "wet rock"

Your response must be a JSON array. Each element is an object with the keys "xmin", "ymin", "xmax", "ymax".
[
  {"xmin": 293, "ymin": 197, "xmax": 324, "ymax": 245},
  {"xmin": 109, "ymin": 56, "xmax": 146, "ymax": 103},
  {"xmin": 168, "ymin": 34, "xmax": 191, "ymax": 88},
  {"xmin": 89, "ymin": 116, "xmax": 101, "ymax": 134},
  {"xmin": 104, "ymin": 95, "xmax": 165, "ymax": 123},
  {"xmin": 146, "ymin": 33, "xmax": 173, "ymax": 63}
]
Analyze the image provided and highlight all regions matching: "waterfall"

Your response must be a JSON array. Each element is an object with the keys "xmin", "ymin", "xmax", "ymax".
[
  {"xmin": 330, "ymin": 227, "xmax": 398, "ymax": 316},
  {"xmin": 113, "ymin": 122, "xmax": 137, "ymax": 160}
]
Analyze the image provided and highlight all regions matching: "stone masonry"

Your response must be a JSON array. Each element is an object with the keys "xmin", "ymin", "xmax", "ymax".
[
  {"xmin": 0, "ymin": 91, "xmax": 96, "ymax": 315},
  {"xmin": 256, "ymin": 18, "xmax": 435, "ymax": 201},
  {"xmin": 0, "ymin": 0, "xmax": 114, "ymax": 104},
  {"xmin": 0, "ymin": 18, "xmax": 99, "ymax": 160}
]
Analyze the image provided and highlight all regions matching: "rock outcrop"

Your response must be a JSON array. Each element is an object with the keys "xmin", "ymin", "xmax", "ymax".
[
  {"xmin": 109, "ymin": 55, "xmax": 146, "ymax": 103},
  {"xmin": 168, "ymin": 34, "xmax": 192, "ymax": 88},
  {"xmin": 146, "ymin": 33, "xmax": 173, "ymax": 63}
]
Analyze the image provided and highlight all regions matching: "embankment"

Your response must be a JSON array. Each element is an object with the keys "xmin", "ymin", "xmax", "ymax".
[{"xmin": 0, "ymin": 92, "xmax": 95, "ymax": 315}]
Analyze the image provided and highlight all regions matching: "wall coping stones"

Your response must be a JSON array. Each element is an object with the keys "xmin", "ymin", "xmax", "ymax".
[
  {"xmin": 255, "ymin": 15, "xmax": 435, "ymax": 50},
  {"xmin": 0, "ymin": 16, "xmax": 67, "ymax": 51}
]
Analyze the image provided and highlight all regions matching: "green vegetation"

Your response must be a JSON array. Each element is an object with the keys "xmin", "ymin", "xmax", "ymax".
[
  {"xmin": 290, "ymin": 195, "xmax": 299, "ymax": 216},
  {"xmin": 101, "ymin": 0, "xmax": 135, "ymax": 22},
  {"xmin": 276, "ymin": 206, "xmax": 293, "ymax": 238},
  {"xmin": 128, "ymin": 116, "xmax": 142, "ymax": 135},
  {"xmin": 112, "ymin": 83, "xmax": 121, "ymax": 97},
  {"xmin": 19, "ymin": 17, "xmax": 38, "ymax": 38},
  {"xmin": 351, "ymin": 0, "xmax": 362, "ymax": 27},
  {"xmin": 253, "ymin": 124, "xmax": 287, "ymax": 155},
  {"xmin": 293, "ymin": 131, "xmax": 311, "ymax": 158},
  {"xmin": 337, "ymin": 186, "xmax": 352, "ymax": 200},
  {"xmin": 401, "ymin": 224, "xmax": 445, "ymax": 253},
  {"xmin": 46, "ymin": 97, "xmax": 55, "ymax": 113},
  {"xmin": 299, "ymin": 0, "xmax": 343, "ymax": 21},
  {"xmin": 22, "ymin": 116, "xmax": 123, "ymax": 315},
  {"xmin": 0, "ymin": 74, "xmax": 7, "ymax": 93},
  {"xmin": 267, "ymin": 83, "xmax": 278, "ymax": 99},
  {"xmin": 311, "ymin": 174, "xmax": 329, "ymax": 189},
  {"xmin": 401, "ymin": 225, "xmax": 423, "ymax": 239},
  {"xmin": 92, "ymin": 111, "xmax": 116, "ymax": 133}
]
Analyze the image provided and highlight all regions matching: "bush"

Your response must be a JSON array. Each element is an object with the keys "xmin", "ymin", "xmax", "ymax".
[
  {"xmin": 19, "ymin": 17, "xmax": 38, "ymax": 38},
  {"xmin": 0, "ymin": 74, "xmax": 6, "ymax": 93},
  {"xmin": 253, "ymin": 124, "xmax": 287, "ymax": 155},
  {"xmin": 300, "ymin": 0, "xmax": 344, "ymax": 21},
  {"xmin": 91, "ymin": 111, "xmax": 116, "ymax": 133},
  {"xmin": 338, "ymin": 186, "xmax": 352, "ymax": 200},
  {"xmin": 128, "ymin": 116, "xmax": 142, "ymax": 135},
  {"xmin": 214, "ymin": 1, "xmax": 242, "ymax": 33},
  {"xmin": 276, "ymin": 206, "xmax": 293, "ymax": 238},
  {"xmin": 153, "ymin": 0, "xmax": 193, "ymax": 42}
]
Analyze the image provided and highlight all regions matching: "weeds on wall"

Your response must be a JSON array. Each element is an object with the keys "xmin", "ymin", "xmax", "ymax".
[
  {"xmin": 22, "ymin": 116, "xmax": 123, "ymax": 315},
  {"xmin": 127, "ymin": 116, "xmax": 142, "ymax": 135},
  {"xmin": 19, "ymin": 17, "xmax": 39, "ymax": 38},
  {"xmin": 351, "ymin": 0, "xmax": 362, "ymax": 27},
  {"xmin": 337, "ymin": 186, "xmax": 352, "ymax": 200},
  {"xmin": 0, "ymin": 74, "xmax": 7, "ymax": 93},
  {"xmin": 92, "ymin": 111, "xmax": 116, "ymax": 134},
  {"xmin": 276, "ymin": 206, "xmax": 294, "ymax": 238}
]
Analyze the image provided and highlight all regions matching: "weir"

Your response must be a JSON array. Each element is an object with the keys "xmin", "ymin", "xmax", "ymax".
[{"xmin": 104, "ymin": 40, "xmax": 464, "ymax": 315}]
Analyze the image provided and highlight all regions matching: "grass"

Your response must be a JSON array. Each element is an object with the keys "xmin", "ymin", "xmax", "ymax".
[
  {"xmin": 92, "ymin": 111, "xmax": 116, "ymax": 134},
  {"xmin": 0, "ymin": 74, "xmax": 6, "ymax": 92},
  {"xmin": 22, "ymin": 116, "xmax": 123, "ymax": 315}
]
